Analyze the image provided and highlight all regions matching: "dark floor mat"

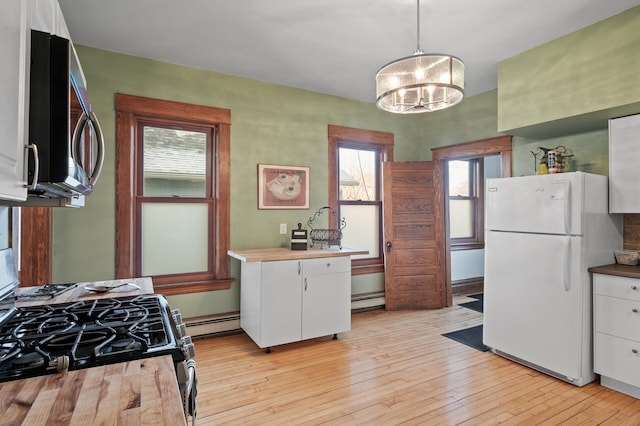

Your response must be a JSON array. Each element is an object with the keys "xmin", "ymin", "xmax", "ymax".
[
  {"xmin": 459, "ymin": 299, "xmax": 483, "ymax": 313},
  {"xmin": 467, "ymin": 293, "xmax": 483, "ymax": 301},
  {"xmin": 441, "ymin": 324, "xmax": 488, "ymax": 352}
]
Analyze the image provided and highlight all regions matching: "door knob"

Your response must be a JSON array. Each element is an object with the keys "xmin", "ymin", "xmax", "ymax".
[{"xmin": 386, "ymin": 241, "xmax": 392, "ymax": 252}]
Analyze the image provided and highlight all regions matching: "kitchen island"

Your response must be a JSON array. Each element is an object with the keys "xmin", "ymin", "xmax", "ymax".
[{"xmin": 229, "ymin": 247, "xmax": 367, "ymax": 352}]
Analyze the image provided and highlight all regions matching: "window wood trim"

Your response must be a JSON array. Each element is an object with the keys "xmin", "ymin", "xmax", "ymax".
[
  {"xmin": 328, "ymin": 125, "xmax": 394, "ymax": 275},
  {"xmin": 431, "ymin": 135, "xmax": 512, "ymax": 177},
  {"xmin": 115, "ymin": 93, "xmax": 232, "ymax": 295}
]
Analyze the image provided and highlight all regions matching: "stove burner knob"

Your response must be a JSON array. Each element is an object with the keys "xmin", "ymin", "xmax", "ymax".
[
  {"xmin": 182, "ymin": 342, "xmax": 196, "ymax": 360},
  {"xmin": 176, "ymin": 323, "xmax": 188, "ymax": 338},
  {"xmin": 172, "ymin": 309, "xmax": 182, "ymax": 324},
  {"xmin": 53, "ymin": 355, "xmax": 70, "ymax": 372},
  {"xmin": 181, "ymin": 336, "xmax": 196, "ymax": 359}
]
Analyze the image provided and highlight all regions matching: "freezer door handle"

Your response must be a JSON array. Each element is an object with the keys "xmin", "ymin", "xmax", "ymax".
[
  {"xmin": 564, "ymin": 181, "xmax": 572, "ymax": 235},
  {"xmin": 563, "ymin": 236, "xmax": 571, "ymax": 292}
]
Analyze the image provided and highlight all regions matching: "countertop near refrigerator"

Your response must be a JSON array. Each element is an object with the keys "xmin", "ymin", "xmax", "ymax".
[
  {"xmin": 0, "ymin": 355, "xmax": 186, "ymax": 426},
  {"xmin": 588, "ymin": 264, "xmax": 640, "ymax": 279}
]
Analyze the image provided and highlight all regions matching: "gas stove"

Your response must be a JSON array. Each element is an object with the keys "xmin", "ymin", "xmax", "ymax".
[{"xmin": 0, "ymin": 294, "xmax": 190, "ymax": 382}]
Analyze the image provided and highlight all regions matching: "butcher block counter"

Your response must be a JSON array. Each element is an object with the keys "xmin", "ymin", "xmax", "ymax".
[
  {"xmin": 228, "ymin": 246, "xmax": 368, "ymax": 262},
  {"xmin": 0, "ymin": 355, "xmax": 186, "ymax": 426},
  {"xmin": 14, "ymin": 277, "xmax": 154, "ymax": 307}
]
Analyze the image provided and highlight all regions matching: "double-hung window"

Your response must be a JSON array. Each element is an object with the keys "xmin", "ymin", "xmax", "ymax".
[
  {"xmin": 328, "ymin": 125, "xmax": 393, "ymax": 274},
  {"xmin": 447, "ymin": 158, "xmax": 483, "ymax": 247},
  {"xmin": 115, "ymin": 94, "xmax": 232, "ymax": 295}
]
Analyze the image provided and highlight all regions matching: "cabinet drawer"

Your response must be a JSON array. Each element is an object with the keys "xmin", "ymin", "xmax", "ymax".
[
  {"xmin": 303, "ymin": 256, "xmax": 350, "ymax": 276},
  {"xmin": 595, "ymin": 332, "xmax": 640, "ymax": 388},
  {"xmin": 594, "ymin": 274, "xmax": 640, "ymax": 302},
  {"xmin": 595, "ymin": 295, "xmax": 640, "ymax": 341}
]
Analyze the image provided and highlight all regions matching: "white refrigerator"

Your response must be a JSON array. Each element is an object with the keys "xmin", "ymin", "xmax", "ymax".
[{"xmin": 483, "ymin": 172, "xmax": 622, "ymax": 386}]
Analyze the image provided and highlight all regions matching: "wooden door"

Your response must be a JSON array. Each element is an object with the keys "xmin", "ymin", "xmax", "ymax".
[{"xmin": 383, "ymin": 161, "xmax": 446, "ymax": 310}]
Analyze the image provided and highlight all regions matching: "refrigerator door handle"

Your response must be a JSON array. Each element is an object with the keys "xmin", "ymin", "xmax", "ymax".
[{"xmin": 563, "ymin": 236, "xmax": 571, "ymax": 292}]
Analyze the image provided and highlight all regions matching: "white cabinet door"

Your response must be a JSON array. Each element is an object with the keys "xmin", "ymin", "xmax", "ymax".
[
  {"xmin": 302, "ymin": 257, "xmax": 351, "ymax": 340},
  {"xmin": 609, "ymin": 114, "xmax": 640, "ymax": 213},
  {"xmin": 0, "ymin": 0, "xmax": 30, "ymax": 201},
  {"xmin": 261, "ymin": 260, "xmax": 302, "ymax": 348},
  {"xmin": 31, "ymin": 0, "xmax": 69, "ymax": 36}
]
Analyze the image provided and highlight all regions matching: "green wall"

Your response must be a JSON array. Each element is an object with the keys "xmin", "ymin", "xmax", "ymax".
[
  {"xmin": 417, "ymin": 89, "xmax": 610, "ymax": 176},
  {"xmin": 51, "ymin": 47, "xmax": 428, "ymax": 317},
  {"xmin": 498, "ymin": 5, "xmax": 640, "ymax": 138}
]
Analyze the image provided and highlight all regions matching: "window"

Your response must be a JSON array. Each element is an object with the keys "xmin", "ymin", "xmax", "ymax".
[
  {"xmin": 328, "ymin": 125, "xmax": 393, "ymax": 275},
  {"xmin": 432, "ymin": 136, "xmax": 512, "ymax": 252},
  {"xmin": 447, "ymin": 159, "xmax": 482, "ymax": 245},
  {"xmin": 115, "ymin": 94, "xmax": 232, "ymax": 295}
]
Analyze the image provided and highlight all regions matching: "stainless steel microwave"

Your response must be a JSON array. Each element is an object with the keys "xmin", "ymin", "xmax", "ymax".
[{"xmin": 26, "ymin": 29, "xmax": 104, "ymax": 201}]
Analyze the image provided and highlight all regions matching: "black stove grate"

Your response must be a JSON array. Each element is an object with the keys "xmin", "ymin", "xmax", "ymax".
[{"xmin": 0, "ymin": 294, "xmax": 182, "ymax": 382}]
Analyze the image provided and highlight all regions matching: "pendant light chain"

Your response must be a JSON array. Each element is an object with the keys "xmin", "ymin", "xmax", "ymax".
[{"xmin": 415, "ymin": 0, "xmax": 422, "ymax": 54}]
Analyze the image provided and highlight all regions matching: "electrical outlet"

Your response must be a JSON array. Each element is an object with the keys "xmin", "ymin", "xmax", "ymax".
[{"xmin": 279, "ymin": 223, "xmax": 287, "ymax": 234}]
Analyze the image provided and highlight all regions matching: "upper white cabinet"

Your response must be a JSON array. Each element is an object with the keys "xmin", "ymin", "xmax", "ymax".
[
  {"xmin": 609, "ymin": 114, "xmax": 640, "ymax": 213},
  {"xmin": 0, "ymin": 0, "xmax": 72, "ymax": 203},
  {"xmin": 0, "ymin": 0, "xmax": 31, "ymax": 201},
  {"xmin": 31, "ymin": 0, "xmax": 69, "ymax": 37}
]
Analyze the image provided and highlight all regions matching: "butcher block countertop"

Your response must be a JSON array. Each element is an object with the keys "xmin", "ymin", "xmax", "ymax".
[
  {"xmin": 228, "ymin": 246, "xmax": 368, "ymax": 262},
  {"xmin": 0, "ymin": 355, "xmax": 186, "ymax": 426},
  {"xmin": 15, "ymin": 277, "xmax": 154, "ymax": 307},
  {"xmin": 588, "ymin": 263, "xmax": 640, "ymax": 279}
]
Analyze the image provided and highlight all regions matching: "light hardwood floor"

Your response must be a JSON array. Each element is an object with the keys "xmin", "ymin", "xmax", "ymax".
[{"xmin": 193, "ymin": 296, "xmax": 640, "ymax": 425}]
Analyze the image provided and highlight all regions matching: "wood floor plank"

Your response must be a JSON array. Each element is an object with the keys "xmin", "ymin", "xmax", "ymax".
[{"xmin": 192, "ymin": 301, "xmax": 638, "ymax": 425}]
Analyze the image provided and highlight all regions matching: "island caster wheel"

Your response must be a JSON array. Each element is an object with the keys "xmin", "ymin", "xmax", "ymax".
[
  {"xmin": 265, "ymin": 347, "xmax": 271, "ymax": 354},
  {"xmin": 333, "ymin": 333, "xmax": 338, "ymax": 340}
]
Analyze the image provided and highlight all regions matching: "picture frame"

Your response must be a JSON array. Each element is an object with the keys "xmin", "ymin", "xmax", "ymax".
[{"xmin": 258, "ymin": 164, "xmax": 310, "ymax": 209}]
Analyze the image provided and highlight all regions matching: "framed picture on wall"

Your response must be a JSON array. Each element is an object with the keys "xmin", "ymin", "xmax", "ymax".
[{"xmin": 258, "ymin": 164, "xmax": 310, "ymax": 209}]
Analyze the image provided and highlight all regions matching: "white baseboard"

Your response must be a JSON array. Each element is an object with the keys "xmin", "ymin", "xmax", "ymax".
[{"xmin": 185, "ymin": 294, "xmax": 385, "ymax": 337}]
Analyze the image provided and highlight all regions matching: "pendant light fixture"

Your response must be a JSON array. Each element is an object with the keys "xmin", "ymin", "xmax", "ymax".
[{"xmin": 375, "ymin": 0, "xmax": 464, "ymax": 113}]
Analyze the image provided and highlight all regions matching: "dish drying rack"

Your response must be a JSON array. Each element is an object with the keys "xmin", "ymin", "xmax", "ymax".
[{"xmin": 307, "ymin": 206, "xmax": 346, "ymax": 249}]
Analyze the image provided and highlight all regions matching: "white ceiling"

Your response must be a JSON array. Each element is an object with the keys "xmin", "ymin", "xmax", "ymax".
[{"xmin": 58, "ymin": 0, "xmax": 640, "ymax": 103}]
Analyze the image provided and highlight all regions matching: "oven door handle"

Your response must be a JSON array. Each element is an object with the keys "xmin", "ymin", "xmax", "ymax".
[{"xmin": 184, "ymin": 359, "xmax": 197, "ymax": 425}]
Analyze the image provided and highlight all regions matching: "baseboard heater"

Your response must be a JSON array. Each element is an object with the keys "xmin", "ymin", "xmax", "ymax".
[{"xmin": 186, "ymin": 292, "xmax": 385, "ymax": 337}]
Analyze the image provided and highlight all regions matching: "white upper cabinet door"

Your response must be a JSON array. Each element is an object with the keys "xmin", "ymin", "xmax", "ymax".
[
  {"xmin": 609, "ymin": 114, "xmax": 640, "ymax": 213},
  {"xmin": 0, "ymin": 0, "xmax": 30, "ymax": 201},
  {"xmin": 31, "ymin": 0, "xmax": 68, "ymax": 37}
]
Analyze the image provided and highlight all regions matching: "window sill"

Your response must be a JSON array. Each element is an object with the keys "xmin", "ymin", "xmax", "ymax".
[
  {"xmin": 153, "ymin": 278, "xmax": 234, "ymax": 296},
  {"xmin": 451, "ymin": 243, "xmax": 485, "ymax": 251}
]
